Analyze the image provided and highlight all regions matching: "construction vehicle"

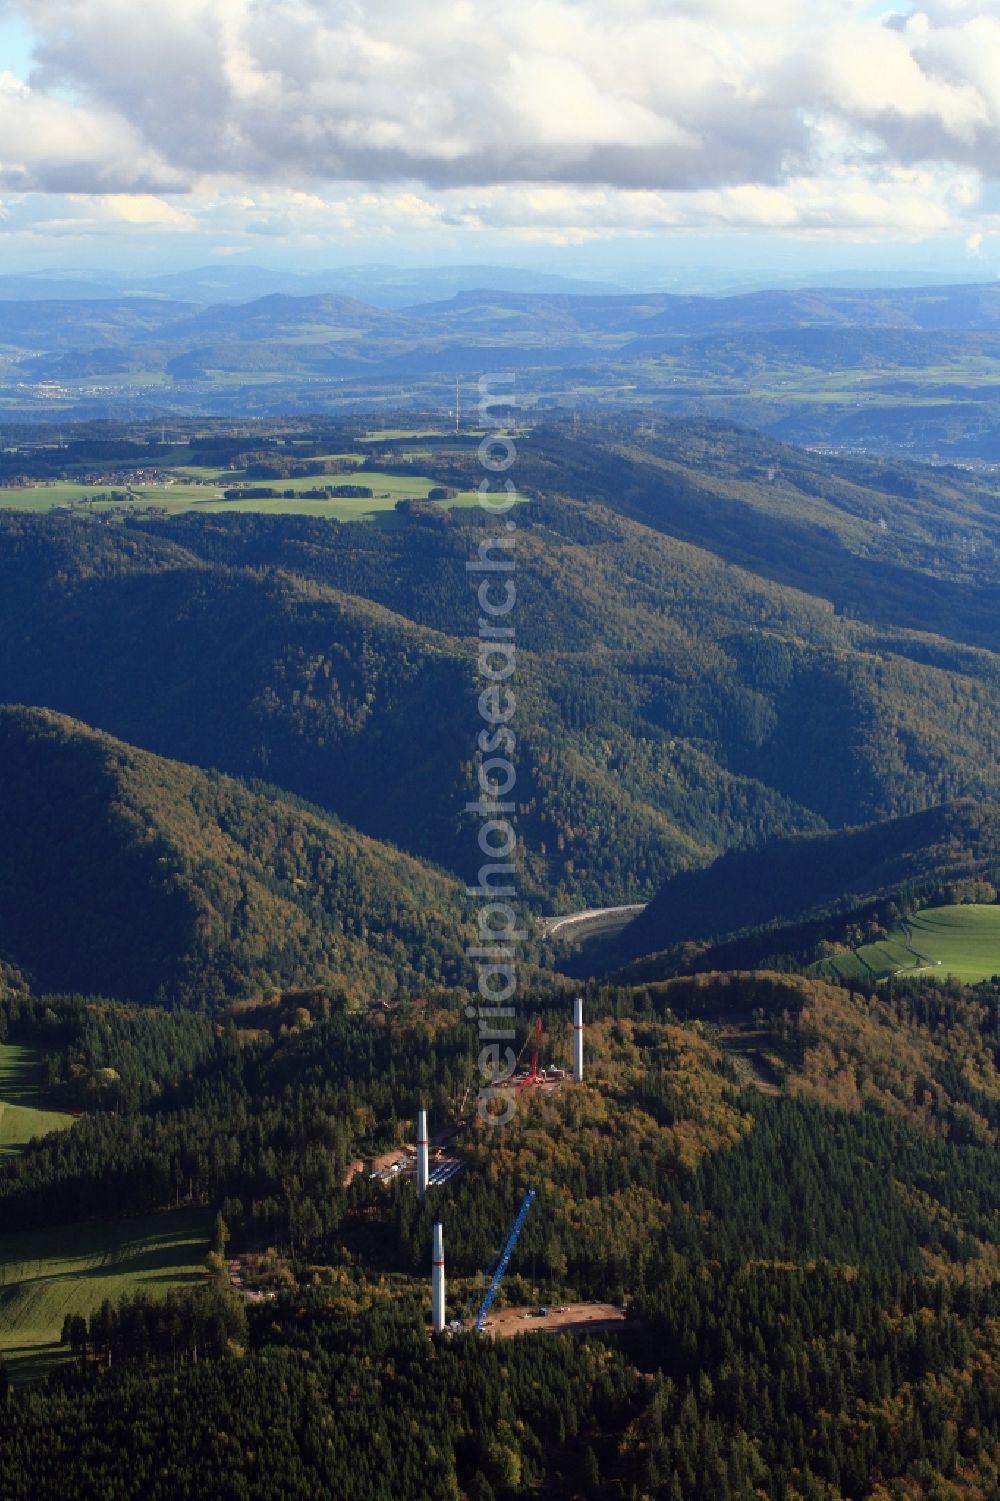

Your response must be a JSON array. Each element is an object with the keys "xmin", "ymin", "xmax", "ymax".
[
  {"xmin": 474, "ymin": 1189, "xmax": 536, "ymax": 1332},
  {"xmin": 515, "ymin": 1015, "xmax": 543, "ymax": 1089}
]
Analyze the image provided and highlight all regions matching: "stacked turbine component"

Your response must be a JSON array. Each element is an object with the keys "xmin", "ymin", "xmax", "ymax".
[
  {"xmin": 416, "ymin": 1108, "xmax": 429, "ymax": 1201},
  {"xmin": 431, "ymin": 1221, "xmax": 445, "ymax": 1333}
]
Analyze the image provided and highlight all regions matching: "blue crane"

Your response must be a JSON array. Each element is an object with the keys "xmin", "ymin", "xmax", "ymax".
[{"xmin": 474, "ymin": 1189, "xmax": 536, "ymax": 1332}]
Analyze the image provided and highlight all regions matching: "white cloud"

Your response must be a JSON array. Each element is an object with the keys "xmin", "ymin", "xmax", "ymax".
[
  {"xmin": 0, "ymin": 0, "xmax": 998, "ymax": 249},
  {"xmin": 0, "ymin": 66, "xmax": 181, "ymax": 192},
  {"xmin": 6, "ymin": 0, "xmax": 993, "ymax": 190},
  {"xmin": 97, "ymin": 195, "xmax": 196, "ymax": 229}
]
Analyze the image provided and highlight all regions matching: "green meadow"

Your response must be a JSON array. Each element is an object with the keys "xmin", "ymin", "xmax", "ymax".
[
  {"xmin": 0, "ymin": 1210, "xmax": 210, "ymax": 1381},
  {"xmin": 816, "ymin": 905, "xmax": 1000, "ymax": 985},
  {"xmin": 0, "ymin": 1049, "xmax": 210, "ymax": 1384},
  {"xmin": 0, "ymin": 1043, "xmax": 75, "ymax": 1154},
  {"xmin": 0, "ymin": 468, "xmax": 482, "ymax": 523},
  {"xmin": 890, "ymin": 905, "xmax": 1000, "ymax": 982}
]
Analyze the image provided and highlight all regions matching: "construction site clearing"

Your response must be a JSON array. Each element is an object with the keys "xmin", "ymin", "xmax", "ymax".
[
  {"xmin": 478, "ymin": 1303, "xmax": 627, "ymax": 1338},
  {"xmin": 344, "ymin": 1010, "xmax": 578, "ymax": 1192},
  {"xmin": 365, "ymin": 1135, "xmax": 465, "ymax": 1188},
  {"xmin": 226, "ymin": 1258, "xmax": 277, "ymax": 1302}
]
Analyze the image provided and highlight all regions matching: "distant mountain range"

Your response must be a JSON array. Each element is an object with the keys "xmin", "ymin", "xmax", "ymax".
[
  {"xmin": 5, "ymin": 279, "xmax": 1000, "ymax": 455},
  {"xmin": 9, "ymin": 281, "xmax": 1000, "ymax": 360},
  {"xmin": 0, "ymin": 263, "xmax": 624, "ymax": 308}
]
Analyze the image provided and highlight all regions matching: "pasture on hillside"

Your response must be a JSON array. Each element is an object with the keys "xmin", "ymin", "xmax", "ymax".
[
  {"xmin": 816, "ymin": 905, "xmax": 1000, "ymax": 985},
  {"xmin": 0, "ymin": 1043, "xmax": 75, "ymax": 1154},
  {"xmin": 897, "ymin": 905, "xmax": 1000, "ymax": 982},
  {"xmin": 0, "ymin": 1209, "xmax": 210, "ymax": 1382}
]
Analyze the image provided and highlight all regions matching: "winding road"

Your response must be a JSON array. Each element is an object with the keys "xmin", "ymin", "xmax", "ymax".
[{"xmin": 540, "ymin": 904, "xmax": 647, "ymax": 941}]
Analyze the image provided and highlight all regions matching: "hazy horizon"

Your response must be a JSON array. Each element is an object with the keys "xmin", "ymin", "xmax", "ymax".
[{"xmin": 1, "ymin": 247, "xmax": 998, "ymax": 302}]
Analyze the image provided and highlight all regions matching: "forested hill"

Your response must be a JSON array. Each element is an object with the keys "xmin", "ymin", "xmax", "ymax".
[
  {"xmin": 483, "ymin": 419, "xmax": 1000, "ymax": 654},
  {"xmin": 603, "ymin": 799, "xmax": 1000, "ymax": 970},
  {"xmin": 5, "ymin": 421, "xmax": 1000, "ymax": 910},
  {"xmin": 0, "ymin": 706, "xmax": 469, "ymax": 1006}
]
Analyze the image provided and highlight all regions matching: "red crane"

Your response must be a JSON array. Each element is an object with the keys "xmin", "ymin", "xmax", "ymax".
[{"xmin": 515, "ymin": 1015, "xmax": 543, "ymax": 1089}]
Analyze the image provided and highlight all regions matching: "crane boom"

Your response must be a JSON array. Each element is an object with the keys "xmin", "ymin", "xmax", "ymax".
[
  {"xmin": 474, "ymin": 1189, "xmax": 536, "ymax": 1331},
  {"xmin": 515, "ymin": 1015, "xmax": 543, "ymax": 1089}
]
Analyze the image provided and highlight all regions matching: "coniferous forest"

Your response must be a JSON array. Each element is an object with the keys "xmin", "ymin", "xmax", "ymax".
[{"xmin": 1, "ymin": 416, "xmax": 1000, "ymax": 1497}]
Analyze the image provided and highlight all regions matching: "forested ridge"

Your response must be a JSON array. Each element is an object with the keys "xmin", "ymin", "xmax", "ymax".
[
  {"xmin": 5, "ymin": 1277, "xmax": 1000, "ymax": 1501},
  {"xmin": 4, "ymin": 973, "xmax": 1000, "ymax": 1495},
  {"xmin": 0, "ymin": 706, "xmax": 470, "ymax": 1005},
  {"xmin": 601, "ymin": 799, "xmax": 1000, "ymax": 975},
  {"xmin": 5, "ymin": 416, "xmax": 1000, "ymax": 907}
]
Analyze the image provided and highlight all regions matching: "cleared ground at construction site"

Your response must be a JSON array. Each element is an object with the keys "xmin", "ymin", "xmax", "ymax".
[{"xmin": 482, "ymin": 1303, "xmax": 627, "ymax": 1338}]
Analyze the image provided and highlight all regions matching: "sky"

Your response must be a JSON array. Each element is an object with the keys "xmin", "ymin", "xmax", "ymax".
[{"xmin": 0, "ymin": 0, "xmax": 999, "ymax": 287}]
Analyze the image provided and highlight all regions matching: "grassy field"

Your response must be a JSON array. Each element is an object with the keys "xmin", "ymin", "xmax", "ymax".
[
  {"xmin": 0, "ymin": 483, "xmax": 208, "ymax": 513},
  {"xmin": 814, "ymin": 905, "xmax": 1000, "ymax": 984},
  {"xmin": 0, "ymin": 469, "xmax": 483, "ymax": 523},
  {"xmin": 0, "ymin": 1043, "xmax": 76, "ymax": 1154},
  {"xmin": 0, "ymin": 1209, "xmax": 210, "ymax": 1381},
  {"xmin": 893, "ymin": 905, "xmax": 1000, "ymax": 982}
]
